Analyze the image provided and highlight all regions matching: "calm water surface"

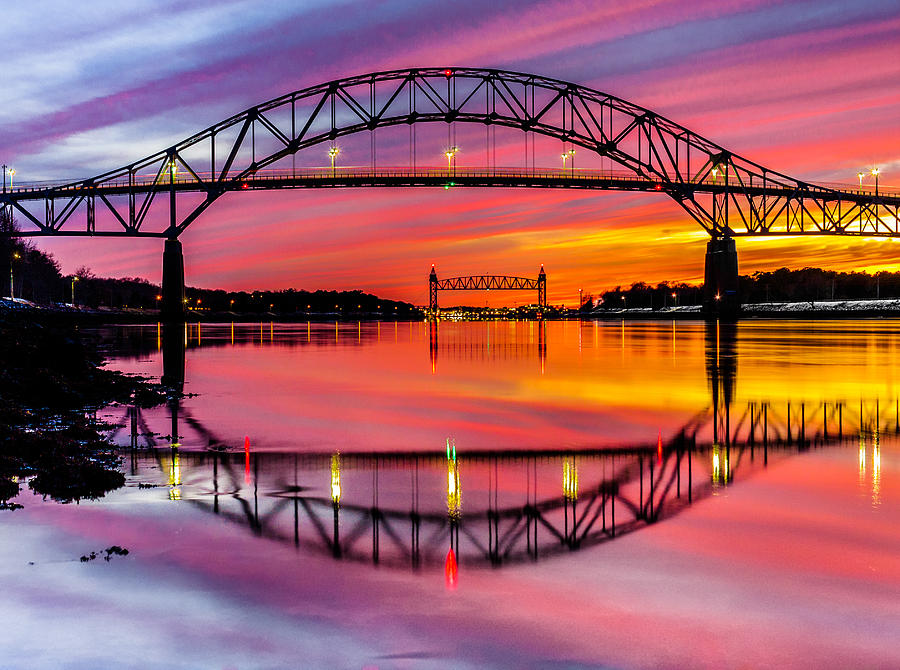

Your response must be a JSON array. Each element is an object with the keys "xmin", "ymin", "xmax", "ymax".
[{"xmin": 3, "ymin": 319, "xmax": 899, "ymax": 669}]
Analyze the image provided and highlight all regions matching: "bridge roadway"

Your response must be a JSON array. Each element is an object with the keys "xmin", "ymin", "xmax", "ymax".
[{"xmin": 7, "ymin": 166, "xmax": 899, "ymax": 238}]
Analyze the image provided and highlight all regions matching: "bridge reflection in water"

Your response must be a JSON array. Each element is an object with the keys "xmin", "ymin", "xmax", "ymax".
[{"xmin": 110, "ymin": 320, "xmax": 895, "ymax": 575}]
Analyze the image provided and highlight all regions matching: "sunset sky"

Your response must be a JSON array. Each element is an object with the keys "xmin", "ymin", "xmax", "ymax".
[{"xmin": 2, "ymin": 0, "xmax": 899, "ymax": 305}]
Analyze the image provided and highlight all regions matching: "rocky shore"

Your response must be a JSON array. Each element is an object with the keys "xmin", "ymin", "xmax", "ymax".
[{"xmin": 0, "ymin": 312, "xmax": 167, "ymax": 508}]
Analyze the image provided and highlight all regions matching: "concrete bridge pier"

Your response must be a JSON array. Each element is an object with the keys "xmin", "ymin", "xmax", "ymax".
[
  {"xmin": 703, "ymin": 236, "xmax": 740, "ymax": 317},
  {"xmin": 161, "ymin": 238, "xmax": 185, "ymax": 321}
]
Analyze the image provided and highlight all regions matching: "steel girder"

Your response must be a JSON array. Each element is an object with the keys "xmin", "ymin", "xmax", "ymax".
[{"xmin": 2, "ymin": 67, "xmax": 898, "ymax": 238}]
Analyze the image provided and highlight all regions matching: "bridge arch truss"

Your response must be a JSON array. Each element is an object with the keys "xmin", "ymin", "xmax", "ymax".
[{"xmin": 3, "ymin": 67, "xmax": 897, "ymax": 240}]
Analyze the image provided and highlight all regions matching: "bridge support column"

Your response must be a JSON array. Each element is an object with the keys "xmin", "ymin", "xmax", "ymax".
[
  {"xmin": 538, "ymin": 265, "xmax": 546, "ymax": 309},
  {"xmin": 428, "ymin": 265, "xmax": 438, "ymax": 315},
  {"xmin": 161, "ymin": 238, "xmax": 185, "ymax": 322},
  {"xmin": 703, "ymin": 237, "xmax": 740, "ymax": 317}
]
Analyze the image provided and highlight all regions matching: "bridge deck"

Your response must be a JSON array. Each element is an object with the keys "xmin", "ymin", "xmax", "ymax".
[{"xmin": 7, "ymin": 166, "xmax": 898, "ymax": 202}]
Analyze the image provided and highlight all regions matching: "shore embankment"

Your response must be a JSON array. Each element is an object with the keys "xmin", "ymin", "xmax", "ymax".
[{"xmin": 586, "ymin": 299, "xmax": 900, "ymax": 320}]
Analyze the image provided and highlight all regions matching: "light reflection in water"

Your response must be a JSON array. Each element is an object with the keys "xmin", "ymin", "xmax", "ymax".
[
  {"xmin": 331, "ymin": 453, "xmax": 342, "ymax": 504},
  {"xmin": 445, "ymin": 548, "xmax": 458, "ymax": 590},
  {"xmin": 711, "ymin": 444, "xmax": 730, "ymax": 488},
  {"xmin": 858, "ymin": 429, "xmax": 883, "ymax": 508},
  {"xmin": 244, "ymin": 436, "xmax": 252, "ymax": 486},
  {"xmin": 447, "ymin": 438, "xmax": 460, "ymax": 520},
  {"xmin": 859, "ymin": 431, "xmax": 866, "ymax": 486},
  {"xmin": 872, "ymin": 430, "xmax": 881, "ymax": 508},
  {"xmin": 167, "ymin": 448, "xmax": 181, "ymax": 500},
  {"xmin": 563, "ymin": 458, "xmax": 578, "ymax": 501}
]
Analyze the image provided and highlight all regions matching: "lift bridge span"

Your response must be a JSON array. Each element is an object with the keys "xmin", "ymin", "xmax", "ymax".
[{"xmin": 3, "ymin": 67, "xmax": 898, "ymax": 316}]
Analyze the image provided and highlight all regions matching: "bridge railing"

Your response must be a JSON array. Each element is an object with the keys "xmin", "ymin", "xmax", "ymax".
[{"xmin": 7, "ymin": 166, "xmax": 893, "ymax": 197}]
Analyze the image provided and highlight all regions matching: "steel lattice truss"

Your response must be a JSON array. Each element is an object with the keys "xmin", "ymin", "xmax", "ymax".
[
  {"xmin": 3, "ymin": 67, "xmax": 898, "ymax": 238},
  {"xmin": 429, "ymin": 267, "xmax": 547, "ymax": 310},
  {"xmin": 435, "ymin": 275, "xmax": 541, "ymax": 291},
  {"xmin": 430, "ymin": 273, "xmax": 547, "ymax": 311}
]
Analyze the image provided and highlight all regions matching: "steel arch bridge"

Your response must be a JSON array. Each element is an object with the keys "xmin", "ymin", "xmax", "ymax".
[{"xmin": 3, "ymin": 67, "xmax": 897, "ymax": 315}]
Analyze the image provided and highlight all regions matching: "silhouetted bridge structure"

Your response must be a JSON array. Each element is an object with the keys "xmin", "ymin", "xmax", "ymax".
[
  {"xmin": 4, "ymin": 68, "xmax": 898, "ymax": 317},
  {"xmin": 428, "ymin": 264, "xmax": 546, "ymax": 313},
  {"xmin": 110, "ymin": 392, "xmax": 893, "ymax": 572}
]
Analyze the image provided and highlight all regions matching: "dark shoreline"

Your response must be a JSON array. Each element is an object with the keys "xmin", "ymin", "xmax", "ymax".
[
  {"xmin": 0, "ymin": 312, "xmax": 167, "ymax": 507},
  {"xmin": 585, "ymin": 308, "xmax": 900, "ymax": 321},
  {"xmin": 8, "ymin": 300, "xmax": 900, "ymax": 325}
]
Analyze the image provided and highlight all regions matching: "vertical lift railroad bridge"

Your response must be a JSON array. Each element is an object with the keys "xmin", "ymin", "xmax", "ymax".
[
  {"xmin": 428, "ymin": 265, "xmax": 546, "ymax": 314},
  {"xmin": 3, "ymin": 68, "xmax": 898, "ymax": 319}
]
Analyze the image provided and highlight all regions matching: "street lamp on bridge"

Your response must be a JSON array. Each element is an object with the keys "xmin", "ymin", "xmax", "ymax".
[
  {"xmin": 2, "ymin": 165, "xmax": 15, "ymax": 192},
  {"xmin": 328, "ymin": 146, "xmax": 340, "ymax": 176},
  {"xmin": 561, "ymin": 148, "xmax": 576, "ymax": 175},
  {"xmin": 444, "ymin": 146, "xmax": 458, "ymax": 174},
  {"xmin": 871, "ymin": 167, "xmax": 880, "ymax": 196}
]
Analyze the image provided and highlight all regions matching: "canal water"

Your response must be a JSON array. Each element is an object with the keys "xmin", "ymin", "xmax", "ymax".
[{"xmin": 2, "ymin": 320, "xmax": 899, "ymax": 669}]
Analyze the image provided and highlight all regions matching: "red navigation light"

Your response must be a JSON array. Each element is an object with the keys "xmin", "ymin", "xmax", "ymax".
[
  {"xmin": 445, "ymin": 548, "xmax": 458, "ymax": 589},
  {"xmin": 241, "ymin": 182, "xmax": 249, "ymax": 189},
  {"xmin": 444, "ymin": 69, "xmax": 453, "ymax": 77},
  {"xmin": 244, "ymin": 436, "xmax": 252, "ymax": 485},
  {"xmin": 654, "ymin": 183, "xmax": 662, "ymax": 191}
]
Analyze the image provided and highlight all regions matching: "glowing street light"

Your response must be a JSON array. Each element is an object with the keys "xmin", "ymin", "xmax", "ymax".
[
  {"xmin": 857, "ymin": 171, "xmax": 866, "ymax": 192},
  {"xmin": 621, "ymin": 295, "xmax": 626, "ymax": 309},
  {"xmin": 871, "ymin": 167, "xmax": 880, "ymax": 196},
  {"xmin": 6, "ymin": 167, "xmax": 15, "ymax": 191},
  {"xmin": 563, "ymin": 458, "xmax": 578, "ymax": 501},
  {"xmin": 71, "ymin": 276, "xmax": 79, "ymax": 306},
  {"xmin": 9, "ymin": 251, "xmax": 20, "ymax": 299},
  {"xmin": 444, "ymin": 146, "xmax": 459, "ymax": 173},
  {"xmin": 561, "ymin": 148, "xmax": 576, "ymax": 175},
  {"xmin": 331, "ymin": 453, "xmax": 342, "ymax": 504},
  {"xmin": 672, "ymin": 291, "xmax": 678, "ymax": 308},
  {"xmin": 328, "ymin": 145, "xmax": 340, "ymax": 176}
]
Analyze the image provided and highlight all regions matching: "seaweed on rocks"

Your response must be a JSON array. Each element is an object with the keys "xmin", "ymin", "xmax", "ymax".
[{"xmin": 0, "ymin": 313, "xmax": 168, "ymax": 506}]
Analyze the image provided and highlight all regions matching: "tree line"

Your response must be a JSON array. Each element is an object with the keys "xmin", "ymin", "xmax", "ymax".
[
  {"xmin": 594, "ymin": 267, "xmax": 900, "ymax": 310},
  {"xmin": 1, "ymin": 211, "xmax": 417, "ymax": 315},
  {"xmin": 5, "ymin": 210, "xmax": 899, "ymax": 311}
]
